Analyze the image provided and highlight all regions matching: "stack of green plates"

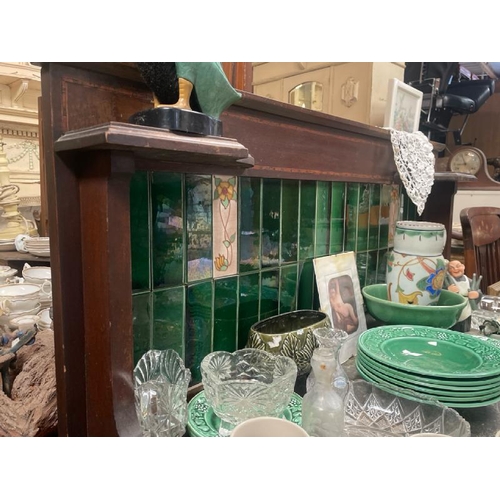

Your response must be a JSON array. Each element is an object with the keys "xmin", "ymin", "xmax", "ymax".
[{"xmin": 356, "ymin": 325, "xmax": 500, "ymax": 408}]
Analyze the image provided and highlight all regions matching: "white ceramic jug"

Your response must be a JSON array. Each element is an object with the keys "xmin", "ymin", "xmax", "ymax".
[{"xmin": 386, "ymin": 221, "xmax": 447, "ymax": 306}]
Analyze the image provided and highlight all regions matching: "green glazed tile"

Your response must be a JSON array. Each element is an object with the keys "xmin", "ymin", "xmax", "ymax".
[
  {"xmin": 345, "ymin": 183, "xmax": 360, "ymax": 252},
  {"xmin": 132, "ymin": 293, "xmax": 152, "ymax": 367},
  {"xmin": 152, "ymin": 287, "xmax": 185, "ymax": 357},
  {"xmin": 402, "ymin": 189, "xmax": 417, "ymax": 220},
  {"xmin": 239, "ymin": 177, "xmax": 261, "ymax": 272},
  {"xmin": 214, "ymin": 277, "xmax": 238, "ymax": 352},
  {"xmin": 356, "ymin": 251, "xmax": 369, "ymax": 289},
  {"xmin": 281, "ymin": 179, "xmax": 299, "ymax": 264},
  {"xmin": 297, "ymin": 259, "xmax": 315, "ymax": 310},
  {"xmin": 238, "ymin": 273, "xmax": 260, "ymax": 349},
  {"xmin": 330, "ymin": 182, "xmax": 345, "ymax": 219},
  {"xmin": 368, "ymin": 184, "xmax": 381, "ymax": 250},
  {"xmin": 357, "ymin": 184, "xmax": 370, "ymax": 253},
  {"xmin": 299, "ymin": 181, "xmax": 316, "ymax": 260},
  {"xmin": 315, "ymin": 181, "xmax": 330, "ymax": 257},
  {"xmin": 280, "ymin": 264, "xmax": 298, "ymax": 313},
  {"xmin": 186, "ymin": 175, "xmax": 213, "ymax": 282},
  {"xmin": 130, "ymin": 171, "xmax": 150, "ymax": 292},
  {"xmin": 261, "ymin": 179, "xmax": 281, "ymax": 268},
  {"xmin": 346, "ymin": 183, "xmax": 371, "ymax": 253},
  {"xmin": 151, "ymin": 172, "xmax": 184, "ymax": 288},
  {"xmin": 378, "ymin": 185, "xmax": 390, "ymax": 249},
  {"xmin": 329, "ymin": 218, "xmax": 344, "ymax": 254},
  {"xmin": 260, "ymin": 269, "xmax": 279, "ymax": 320},
  {"xmin": 364, "ymin": 250, "xmax": 380, "ymax": 286},
  {"xmin": 186, "ymin": 281, "xmax": 213, "ymax": 384},
  {"xmin": 377, "ymin": 249, "xmax": 390, "ymax": 283}
]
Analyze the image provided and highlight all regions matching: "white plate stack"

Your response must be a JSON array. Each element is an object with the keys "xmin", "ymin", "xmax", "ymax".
[
  {"xmin": 25, "ymin": 237, "xmax": 50, "ymax": 257},
  {"xmin": 0, "ymin": 238, "xmax": 16, "ymax": 252},
  {"xmin": 22, "ymin": 264, "xmax": 52, "ymax": 309}
]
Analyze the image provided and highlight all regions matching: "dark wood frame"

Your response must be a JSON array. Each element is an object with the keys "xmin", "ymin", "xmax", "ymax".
[{"xmin": 40, "ymin": 63, "xmax": 465, "ymax": 436}]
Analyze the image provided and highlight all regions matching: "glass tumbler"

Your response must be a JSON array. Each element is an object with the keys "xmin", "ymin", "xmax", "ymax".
[{"xmin": 133, "ymin": 349, "xmax": 191, "ymax": 437}]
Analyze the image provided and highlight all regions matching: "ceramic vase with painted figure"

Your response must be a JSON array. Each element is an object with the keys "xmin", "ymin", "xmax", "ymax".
[{"xmin": 386, "ymin": 221, "xmax": 447, "ymax": 306}]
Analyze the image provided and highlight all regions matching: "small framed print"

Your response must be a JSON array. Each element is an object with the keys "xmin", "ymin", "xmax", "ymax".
[
  {"xmin": 313, "ymin": 251, "xmax": 367, "ymax": 363},
  {"xmin": 383, "ymin": 78, "xmax": 423, "ymax": 133}
]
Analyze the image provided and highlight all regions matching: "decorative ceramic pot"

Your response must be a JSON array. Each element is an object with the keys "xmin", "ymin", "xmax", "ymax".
[
  {"xmin": 246, "ymin": 310, "xmax": 331, "ymax": 375},
  {"xmin": 386, "ymin": 221, "xmax": 447, "ymax": 306}
]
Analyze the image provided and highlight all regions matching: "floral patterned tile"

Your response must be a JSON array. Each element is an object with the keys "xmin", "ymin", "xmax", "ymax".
[{"xmin": 213, "ymin": 175, "xmax": 238, "ymax": 278}]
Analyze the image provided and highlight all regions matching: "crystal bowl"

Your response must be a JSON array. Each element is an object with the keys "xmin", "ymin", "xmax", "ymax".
[
  {"xmin": 344, "ymin": 379, "xmax": 471, "ymax": 437},
  {"xmin": 362, "ymin": 283, "xmax": 467, "ymax": 329},
  {"xmin": 134, "ymin": 349, "xmax": 191, "ymax": 437},
  {"xmin": 201, "ymin": 348, "xmax": 298, "ymax": 436},
  {"xmin": 247, "ymin": 310, "xmax": 330, "ymax": 375}
]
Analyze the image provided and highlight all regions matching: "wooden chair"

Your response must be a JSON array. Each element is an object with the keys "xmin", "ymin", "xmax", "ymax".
[{"xmin": 460, "ymin": 206, "xmax": 500, "ymax": 292}]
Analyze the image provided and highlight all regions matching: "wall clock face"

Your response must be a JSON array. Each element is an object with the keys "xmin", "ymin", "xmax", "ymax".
[{"xmin": 448, "ymin": 146, "xmax": 486, "ymax": 175}]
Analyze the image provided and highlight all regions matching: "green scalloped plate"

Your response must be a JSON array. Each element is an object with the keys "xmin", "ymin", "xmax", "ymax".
[
  {"xmin": 355, "ymin": 358, "xmax": 500, "ymax": 408},
  {"xmin": 358, "ymin": 326, "xmax": 500, "ymax": 379},
  {"xmin": 357, "ymin": 349, "xmax": 500, "ymax": 390},
  {"xmin": 357, "ymin": 354, "xmax": 500, "ymax": 399},
  {"xmin": 187, "ymin": 390, "xmax": 303, "ymax": 437}
]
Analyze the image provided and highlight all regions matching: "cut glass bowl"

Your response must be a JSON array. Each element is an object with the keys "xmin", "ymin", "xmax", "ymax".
[
  {"xmin": 201, "ymin": 348, "xmax": 298, "ymax": 436},
  {"xmin": 134, "ymin": 349, "xmax": 191, "ymax": 437},
  {"xmin": 344, "ymin": 379, "xmax": 471, "ymax": 437}
]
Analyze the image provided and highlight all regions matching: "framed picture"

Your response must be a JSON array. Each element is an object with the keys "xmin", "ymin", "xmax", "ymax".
[
  {"xmin": 313, "ymin": 252, "xmax": 367, "ymax": 363},
  {"xmin": 383, "ymin": 78, "xmax": 423, "ymax": 133}
]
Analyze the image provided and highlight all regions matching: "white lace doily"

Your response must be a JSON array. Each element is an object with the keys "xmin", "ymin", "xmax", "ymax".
[{"xmin": 389, "ymin": 129, "xmax": 435, "ymax": 216}]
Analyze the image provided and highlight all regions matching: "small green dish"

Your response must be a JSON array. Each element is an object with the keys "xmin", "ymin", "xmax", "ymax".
[
  {"xmin": 362, "ymin": 284, "xmax": 467, "ymax": 329},
  {"xmin": 187, "ymin": 390, "xmax": 303, "ymax": 437}
]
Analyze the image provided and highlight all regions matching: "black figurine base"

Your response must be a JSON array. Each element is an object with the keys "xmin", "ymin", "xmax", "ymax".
[{"xmin": 129, "ymin": 107, "xmax": 222, "ymax": 136}]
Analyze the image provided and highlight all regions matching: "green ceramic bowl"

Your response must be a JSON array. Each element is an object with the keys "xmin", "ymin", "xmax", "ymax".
[{"xmin": 361, "ymin": 284, "xmax": 467, "ymax": 329}]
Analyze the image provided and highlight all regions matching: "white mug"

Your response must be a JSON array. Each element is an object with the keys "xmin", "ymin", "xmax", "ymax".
[{"xmin": 230, "ymin": 417, "xmax": 309, "ymax": 437}]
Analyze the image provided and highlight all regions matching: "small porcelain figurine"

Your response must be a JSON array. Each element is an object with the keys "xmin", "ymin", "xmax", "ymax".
[{"xmin": 445, "ymin": 260, "xmax": 482, "ymax": 332}]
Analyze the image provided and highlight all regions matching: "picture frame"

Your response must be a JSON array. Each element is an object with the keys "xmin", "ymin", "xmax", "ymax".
[
  {"xmin": 313, "ymin": 251, "xmax": 367, "ymax": 363},
  {"xmin": 383, "ymin": 78, "xmax": 423, "ymax": 133}
]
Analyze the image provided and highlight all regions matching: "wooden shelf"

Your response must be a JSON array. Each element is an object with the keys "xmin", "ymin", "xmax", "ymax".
[{"xmin": 54, "ymin": 122, "xmax": 254, "ymax": 171}]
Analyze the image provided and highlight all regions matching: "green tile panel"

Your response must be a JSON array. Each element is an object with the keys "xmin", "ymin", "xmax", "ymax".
[
  {"xmin": 299, "ymin": 181, "xmax": 316, "ymax": 260},
  {"xmin": 213, "ymin": 277, "xmax": 238, "ymax": 353},
  {"xmin": 260, "ymin": 269, "xmax": 280, "ymax": 320},
  {"xmin": 152, "ymin": 287, "xmax": 185, "ymax": 356},
  {"xmin": 130, "ymin": 171, "xmax": 150, "ymax": 292},
  {"xmin": 151, "ymin": 172, "xmax": 184, "ymax": 288},
  {"xmin": 130, "ymin": 174, "xmax": 403, "ymax": 386},
  {"xmin": 280, "ymin": 179, "xmax": 299, "ymax": 264},
  {"xmin": 314, "ymin": 181, "xmax": 330, "ymax": 257},
  {"xmin": 239, "ymin": 177, "xmax": 261, "ymax": 272},
  {"xmin": 186, "ymin": 175, "xmax": 212, "ymax": 282},
  {"xmin": 186, "ymin": 281, "xmax": 213, "ymax": 384},
  {"xmin": 261, "ymin": 178, "xmax": 281, "ymax": 268}
]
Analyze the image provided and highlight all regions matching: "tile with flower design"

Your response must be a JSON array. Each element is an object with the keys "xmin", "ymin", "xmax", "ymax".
[{"xmin": 213, "ymin": 175, "xmax": 238, "ymax": 278}]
